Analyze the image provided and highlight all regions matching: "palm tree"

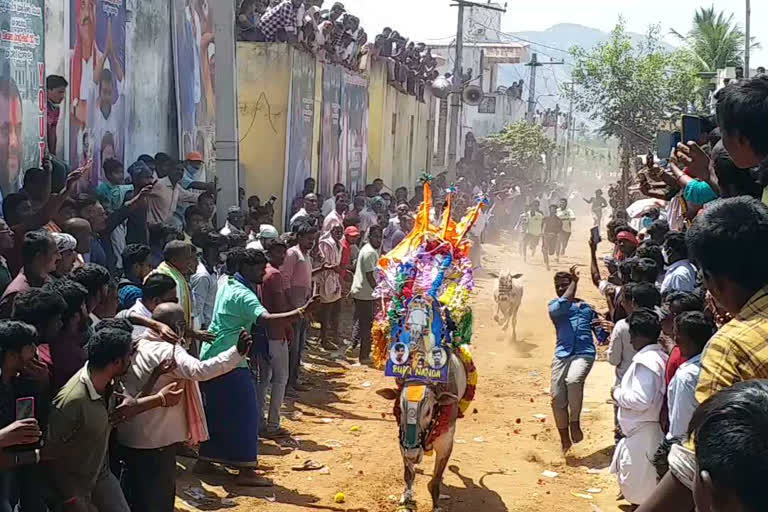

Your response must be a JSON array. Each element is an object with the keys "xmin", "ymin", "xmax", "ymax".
[{"xmin": 671, "ymin": 6, "xmax": 758, "ymax": 72}]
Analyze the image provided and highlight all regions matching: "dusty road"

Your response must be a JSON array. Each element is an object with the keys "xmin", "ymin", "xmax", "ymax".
[{"xmin": 175, "ymin": 225, "xmax": 626, "ymax": 512}]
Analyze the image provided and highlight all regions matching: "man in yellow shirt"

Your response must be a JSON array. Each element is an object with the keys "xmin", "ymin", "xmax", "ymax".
[{"xmin": 519, "ymin": 200, "xmax": 544, "ymax": 263}]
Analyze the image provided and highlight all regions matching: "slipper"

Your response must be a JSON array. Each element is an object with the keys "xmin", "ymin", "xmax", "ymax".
[{"xmin": 291, "ymin": 459, "xmax": 325, "ymax": 471}]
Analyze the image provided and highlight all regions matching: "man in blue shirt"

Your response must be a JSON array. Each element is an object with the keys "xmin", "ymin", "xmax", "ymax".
[{"xmin": 548, "ymin": 266, "xmax": 597, "ymax": 452}]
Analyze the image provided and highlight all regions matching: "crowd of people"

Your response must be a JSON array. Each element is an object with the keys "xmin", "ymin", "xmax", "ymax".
[
  {"xmin": 236, "ymin": 0, "xmax": 439, "ymax": 99},
  {"xmin": 546, "ymin": 75, "xmax": 768, "ymax": 512},
  {"xmin": 0, "ymin": 90, "xmax": 453, "ymax": 508}
]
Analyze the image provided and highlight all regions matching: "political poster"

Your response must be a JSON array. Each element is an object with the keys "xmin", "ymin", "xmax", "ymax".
[
  {"xmin": 283, "ymin": 50, "xmax": 315, "ymax": 228},
  {"xmin": 171, "ymin": 0, "xmax": 216, "ymax": 178},
  {"xmin": 0, "ymin": 0, "xmax": 45, "ymax": 195},
  {"xmin": 319, "ymin": 63, "xmax": 342, "ymax": 199},
  {"xmin": 69, "ymin": 0, "xmax": 127, "ymax": 185},
  {"xmin": 340, "ymin": 71, "xmax": 368, "ymax": 194},
  {"xmin": 385, "ymin": 296, "xmax": 449, "ymax": 384}
]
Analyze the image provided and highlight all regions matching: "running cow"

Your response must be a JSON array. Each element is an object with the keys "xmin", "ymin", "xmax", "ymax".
[{"xmin": 491, "ymin": 271, "xmax": 523, "ymax": 340}]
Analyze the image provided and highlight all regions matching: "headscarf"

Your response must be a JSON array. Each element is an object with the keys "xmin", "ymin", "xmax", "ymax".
[
  {"xmin": 52, "ymin": 232, "xmax": 77, "ymax": 253},
  {"xmin": 616, "ymin": 230, "xmax": 639, "ymax": 246}
]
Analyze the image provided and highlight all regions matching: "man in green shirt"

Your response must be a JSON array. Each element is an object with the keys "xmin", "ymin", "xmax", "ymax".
[
  {"xmin": 45, "ymin": 328, "xmax": 182, "ymax": 511},
  {"xmin": 350, "ymin": 224, "xmax": 382, "ymax": 364},
  {"xmin": 195, "ymin": 249, "xmax": 316, "ymax": 486},
  {"xmin": 520, "ymin": 200, "xmax": 544, "ymax": 263}
]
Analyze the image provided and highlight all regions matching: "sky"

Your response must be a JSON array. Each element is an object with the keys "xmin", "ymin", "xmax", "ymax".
[{"xmin": 340, "ymin": 0, "xmax": 767, "ymax": 66}]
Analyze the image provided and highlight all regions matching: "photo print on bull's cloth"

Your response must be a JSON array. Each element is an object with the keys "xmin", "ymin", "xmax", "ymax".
[{"xmin": 385, "ymin": 295, "xmax": 448, "ymax": 384}]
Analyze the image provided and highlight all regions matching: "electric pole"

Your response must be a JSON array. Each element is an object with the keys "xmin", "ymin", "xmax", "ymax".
[
  {"xmin": 745, "ymin": 0, "xmax": 751, "ymax": 78},
  {"xmin": 447, "ymin": 1, "xmax": 506, "ymax": 174},
  {"xmin": 525, "ymin": 53, "xmax": 564, "ymax": 122},
  {"xmin": 563, "ymin": 82, "xmax": 574, "ymax": 178}
]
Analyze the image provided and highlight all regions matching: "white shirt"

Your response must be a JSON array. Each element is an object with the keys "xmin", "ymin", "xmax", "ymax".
[
  {"xmin": 606, "ymin": 319, "xmax": 636, "ymax": 385},
  {"xmin": 290, "ymin": 207, "xmax": 309, "ymax": 226},
  {"xmin": 117, "ymin": 299, "xmax": 152, "ymax": 341},
  {"xmin": 323, "ymin": 209, "xmax": 344, "ymax": 233},
  {"xmin": 190, "ymin": 260, "xmax": 217, "ymax": 328},
  {"xmin": 321, "ymin": 197, "xmax": 336, "ymax": 217},
  {"xmin": 556, "ymin": 207, "xmax": 576, "ymax": 233},
  {"xmin": 117, "ymin": 338, "xmax": 243, "ymax": 449},
  {"xmin": 661, "ymin": 259, "xmax": 698, "ymax": 295},
  {"xmin": 219, "ymin": 221, "xmax": 244, "ymax": 237},
  {"xmin": 666, "ymin": 353, "xmax": 702, "ymax": 440},
  {"xmin": 613, "ymin": 344, "xmax": 669, "ymax": 436}
]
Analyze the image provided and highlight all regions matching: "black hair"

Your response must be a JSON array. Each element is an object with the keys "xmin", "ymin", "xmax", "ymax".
[
  {"xmin": 163, "ymin": 240, "xmax": 193, "ymax": 262},
  {"xmin": 553, "ymin": 271, "xmax": 572, "ymax": 283},
  {"xmin": 198, "ymin": 191, "xmax": 215, "ymax": 204},
  {"xmin": 295, "ymin": 222, "xmax": 318, "ymax": 237},
  {"xmin": 368, "ymin": 224, "xmax": 383, "ymax": 238},
  {"xmin": 664, "ymin": 290, "xmax": 704, "ymax": 311},
  {"xmin": 225, "ymin": 247, "xmax": 248, "ymax": 275},
  {"xmin": 137, "ymin": 154, "xmax": 155, "ymax": 165},
  {"xmin": 242, "ymin": 248, "xmax": 268, "ymax": 267},
  {"xmin": 675, "ymin": 311, "xmax": 714, "ymax": 351},
  {"xmin": 102, "ymin": 158, "xmax": 123, "ymax": 178},
  {"xmin": 70, "ymin": 263, "xmax": 111, "ymax": 298},
  {"xmin": 87, "ymin": 328, "xmax": 134, "ymax": 370},
  {"xmin": 46, "ymin": 75, "xmax": 68, "ymax": 90},
  {"xmin": 332, "ymin": 183, "xmax": 345, "ymax": 193},
  {"xmin": 664, "ymin": 232, "xmax": 688, "ymax": 259},
  {"xmin": 647, "ymin": 220, "xmax": 670, "ymax": 240},
  {"xmin": 141, "ymin": 273, "xmax": 176, "ymax": 301},
  {"xmin": 122, "ymin": 244, "xmax": 151, "ymax": 271},
  {"xmin": 715, "ymin": 76, "xmax": 768, "ymax": 159},
  {"xmin": 154, "ymin": 152, "xmax": 172, "ymax": 162},
  {"xmin": 74, "ymin": 193, "xmax": 99, "ymax": 213},
  {"xmin": 627, "ymin": 281, "xmax": 661, "ymax": 308},
  {"xmin": 636, "ymin": 242, "xmax": 664, "ymax": 272},
  {"xmin": 22, "ymin": 230, "xmax": 54, "ymax": 264},
  {"xmin": 22, "ymin": 167, "xmax": 47, "ymax": 189},
  {"xmin": 11, "ymin": 289, "xmax": 67, "ymax": 328},
  {"xmin": 628, "ymin": 308, "xmax": 661, "ymax": 341},
  {"xmin": 632, "ymin": 257, "xmax": 660, "ymax": 284},
  {"xmin": 3, "ymin": 192, "xmax": 30, "ymax": 222},
  {"xmin": 43, "ymin": 279, "xmax": 88, "ymax": 322},
  {"xmin": 94, "ymin": 317, "xmax": 133, "ymax": 333},
  {"xmin": 191, "ymin": 229, "xmax": 223, "ymax": 250},
  {"xmin": 184, "ymin": 205, "xmax": 205, "ymax": 223},
  {"xmin": 689, "ymin": 380, "xmax": 768, "ymax": 512},
  {"xmin": 0, "ymin": 320, "xmax": 38, "ymax": 366},
  {"xmin": 687, "ymin": 197, "xmax": 768, "ymax": 288}
]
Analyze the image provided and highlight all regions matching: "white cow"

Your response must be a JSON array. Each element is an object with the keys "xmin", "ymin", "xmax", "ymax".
[{"xmin": 492, "ymin": 271, "xmax": 524, "ymax": 340}]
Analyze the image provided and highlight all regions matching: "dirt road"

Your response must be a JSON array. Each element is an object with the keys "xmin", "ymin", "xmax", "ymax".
[{"xmin": 176, "ymin": 226, "xmax": 626, "ymax": 512}]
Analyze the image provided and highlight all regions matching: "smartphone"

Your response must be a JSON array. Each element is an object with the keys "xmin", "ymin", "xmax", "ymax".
[
  {"xmin": 590, "ymin": 226, "xmax": 601, "ymax": 245},
  {"xmin": 682, "ymin": 115, "xmax": 705, "ymax": 144},
  {"xmin": 15, "ymin": 397, "xmax": 35, "ymax": 420}
]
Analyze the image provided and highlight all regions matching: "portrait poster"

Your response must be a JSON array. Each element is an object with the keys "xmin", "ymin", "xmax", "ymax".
[
  {"xmin": 171, "ymin": 0, "xmax": 216, "ymax": 178},
  {"xmin": 283, "ymin": 50, "xmax": 315, "ymax": 228},
  {"xmin": 385, "ymin": 296, "xmax": 449, "ymax": 384},
  {"xmin": 69, "ymin": 0, "xmax": 127, "ymax": 185},
  {"xmin": 319, "ymin": 63, "xmax": 341, "ymax": 199},
  {"xmin": 0, "ymin": 0, "xmax": 45, "ymax": 195},
  {"xmin": 340, "ymin": 71, "xmax": 367, "ymax": 194}
]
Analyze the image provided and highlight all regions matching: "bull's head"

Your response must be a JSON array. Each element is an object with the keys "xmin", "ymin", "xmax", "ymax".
[
  {"xmin": 499, "ymin": 272, "xmax": 523, "ymax": 289},
  {"xmin": 378, "ymin": 384, "xmax": 457, "ymax": 463}
]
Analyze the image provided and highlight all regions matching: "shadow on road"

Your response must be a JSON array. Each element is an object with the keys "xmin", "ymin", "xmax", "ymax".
[{"xmin": 439, "ymin": 464, "xmax": 509, "ymax": 511}]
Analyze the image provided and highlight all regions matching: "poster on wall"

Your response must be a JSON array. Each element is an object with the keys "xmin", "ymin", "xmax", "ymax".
[
  {"xmin": 340, "ymin": 71, "xmax": 368, "ymax": 193},
  {"xmin": 0, "ymin": 0, "xmax": 45, "ymax": 196},
  {"xmin": 171, "ymin": 0, "xmax": 216, "ymax": 178},
  {"xmin": 284, "ymin": 51, "xmax": 315, "ymax": 227},
  {"xmin": 319, "ymin": 63, "xmax": 341, "ymax": 199},
  {"xmin": 69, "ymin": 0, "xmax": 127, "ymax": 185}
]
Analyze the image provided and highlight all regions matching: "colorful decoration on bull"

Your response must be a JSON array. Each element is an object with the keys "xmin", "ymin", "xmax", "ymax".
[{"xmin": 372, "ymin": 176, "xmax": 486, "ymax": 384}]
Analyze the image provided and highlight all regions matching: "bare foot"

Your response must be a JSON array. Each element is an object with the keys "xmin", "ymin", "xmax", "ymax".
[
  {"xmin": 235, "ymin": 469, "xmax": 273, "ymax": 487},
  {"xmin": 570, "ymin": 422, "xmax": 584, "ymax": 444},
  {"xmin": 557, "ymin": 427, "xmax": 572, "ymax": 453}
]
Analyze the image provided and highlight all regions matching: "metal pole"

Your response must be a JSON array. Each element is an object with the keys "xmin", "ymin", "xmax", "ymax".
[
  {"xmin": 745, "ymin": 0, "xmax": 751, "ymax": 78},
  {"xmin": 564, "ymin": 83, "xmax": 574, "ymax": 177},
  {"xmin": 447, "ymin": 1, "xmax": 464, "ymax": 172},
  {"xmin": 526, "ymin": 53, "xmax": 537, "ymax": 122}
]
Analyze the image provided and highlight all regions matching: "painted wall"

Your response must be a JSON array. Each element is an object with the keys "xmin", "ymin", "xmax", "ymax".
[
  {"xmin": 237, "ymin": 43, "xmax": 291, "ymax": 229},
  {"xmin": 367, "ymin": 58, "xmax": 434, "ymax": 190}
]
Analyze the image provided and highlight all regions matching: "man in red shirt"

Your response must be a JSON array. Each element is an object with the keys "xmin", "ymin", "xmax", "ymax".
[{"xmin": 257, "ymin": 239, "xmax": 293, "ymax": 438}]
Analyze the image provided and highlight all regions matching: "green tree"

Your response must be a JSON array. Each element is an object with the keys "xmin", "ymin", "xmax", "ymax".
[
  {"xmin": 671, "ymin": 7, "xmax": 754, "ymax": 72},
  {"xmin": 479, "ymin": 121, "xmax": 555, "ymax": 179}
]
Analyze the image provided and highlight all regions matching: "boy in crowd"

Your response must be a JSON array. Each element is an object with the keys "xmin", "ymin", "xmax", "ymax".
[
  {"xmin": 118, "ymin": 244, "xmax": 153, "ymax": 311},
  {"xmin": 667, "ymin": 311, "xmax": 714, "ymax": 441},
  {"xmin": 611, "ymin": 309, "xmax": 669, "ymax": 507},
  {"xmin": 548, "ymin": 266, "xmax": 596, "ymax": 452}
]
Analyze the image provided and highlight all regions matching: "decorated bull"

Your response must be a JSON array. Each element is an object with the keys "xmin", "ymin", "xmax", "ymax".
[
  {"xmin": 490, "ymin": 271, "xmax": 524, "ymax": 340},
  {"xmin": 372, "ymin": 179, "xmax": 481, "ymax": 511}
]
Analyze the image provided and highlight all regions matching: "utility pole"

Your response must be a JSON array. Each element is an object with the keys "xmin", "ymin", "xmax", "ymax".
[
  {"xmin": 563, "ymin": 82, "xmax": 574, "ymax": 178},
  {"xmin": 447, "ymin": 1, "xmax": 506, "ymax": 174},
  {"xmin": 525, "ymin": 53, "xmax": 564, "ymax": 122},
  {"xmin": 745, "ymin": 0, "xmax": 751, "ymax": 78}
]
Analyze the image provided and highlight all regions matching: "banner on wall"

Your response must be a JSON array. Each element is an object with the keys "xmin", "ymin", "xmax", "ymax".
[
  {"xmin": 171, "ymin": 0, "xmax": 216, "ymax": 178},
  {"xmin": 0, "ymin": 0, "xmax": 45, "ymax": 196},
  {"xmin": 284, "ymin": 51, "xmax": 315, "ymax": 227},
  {"xmin": 69, "ymin": 0, "xmax": 127, "ymax": 185},
  {"xmin": 341, "ymin": 71, "xmax": 368, "ymax": 194},
  {"xmin": 319, "ymin": 63, "xmax": 341, "ymax": 199}
]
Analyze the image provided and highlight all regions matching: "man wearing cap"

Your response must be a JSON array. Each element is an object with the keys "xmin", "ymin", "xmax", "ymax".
[
  {"xmin": 220, "ymin": 206, "xmax": 246, "ymax": 237},
  {"xmin": 182, "ymin": 152, "xmax": 213, "ymax": 191},
  {"xmin": 246, "ymin": 224, "xmax": 279, "ymax": 251}
]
